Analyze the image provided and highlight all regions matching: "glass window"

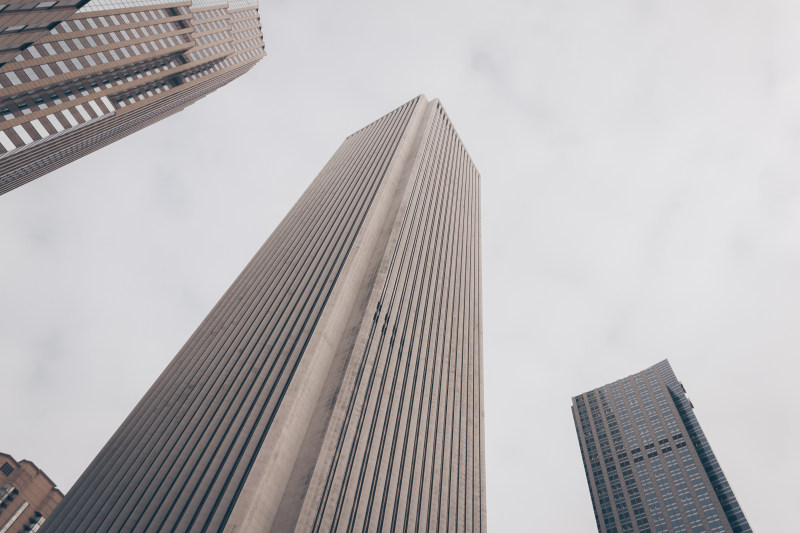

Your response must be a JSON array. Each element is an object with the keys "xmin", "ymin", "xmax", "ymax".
[
  {"xmin": 0, "ymin": 131, "xmax": 16, "ymax": 151},
  {"xmin": 30, "ymin": 118, "xmax": 49, "ymax": 138},
  {"xmin": 1, "ymin": 25, "xmax": 27, "ymax": 34},
  {"xmin": 74, "ymin": 104, "xmax": 90, "ymax": 121},
  {"xmin": 13, "ymin": 124, "xmax": 34, "ymax": 145},
  {"xmin": 5, "ymin": 71, "xmax": 21, "ymax": 85},
  {"xmin": 61, "ymin": 109, "xmax": 78, "ymax": 126},
  {"xmin": 87, "ymin": 99, "xmax": 103, "ymax": 116}
]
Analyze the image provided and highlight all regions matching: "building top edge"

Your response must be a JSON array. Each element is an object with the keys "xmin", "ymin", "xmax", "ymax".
[
  {"xmin": 571, "ymin": 358, "xmax": 673, "ymax": 402},
  {"xmin": 1, "ymin": 452, "xmax": 63, "ymax": 493},
  {"xmin": 345, "ymin": 95, "xmax": 427, "ymax": 140},
  {"xmin": 79, "ymin": 0, "xmax": 257, "ymax": 13}
]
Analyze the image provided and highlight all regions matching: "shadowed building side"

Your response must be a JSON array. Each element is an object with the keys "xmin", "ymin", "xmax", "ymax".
[{"xmin": 43, "ymin": 95, "xmax": 486, "ymax": 532}]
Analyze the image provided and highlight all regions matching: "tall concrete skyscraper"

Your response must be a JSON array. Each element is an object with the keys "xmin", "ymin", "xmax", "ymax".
[
  {"xmin": 43, "ymin": 96, "xmax": 486, "ymax": 532},
  {"xmin": 572, "ymin": 360, "xmax": 751, "ymax": 533},
  {"xmin": 0, "ymin": 0, "xmax": 265, "ymax": 195}
]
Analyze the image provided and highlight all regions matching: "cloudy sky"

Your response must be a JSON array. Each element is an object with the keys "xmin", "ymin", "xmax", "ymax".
[{"xmin": 2, "ymin": 0, "xmax": 798, "ymax": 530}]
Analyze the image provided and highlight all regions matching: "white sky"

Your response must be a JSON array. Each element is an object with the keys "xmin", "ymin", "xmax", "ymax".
[{"xmin": 1, "ymin": 0, "xmax": 798, "ymax": 530}]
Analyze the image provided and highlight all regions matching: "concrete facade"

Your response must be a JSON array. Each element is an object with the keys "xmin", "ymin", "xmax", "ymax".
[
  {"xmin": 0, "ymin": 0, "xmax": 265, "ymax": 194},
  {"xmin": 572, "ymin": 360, "xmax": 751, "ymax": 533},
  {"xmin": 0, "ymin": 452, "xmax": 63, "ymax": 533},
  {"xmin": 43, "ymin": 95, "xmax": 486, "ymax": 532}
]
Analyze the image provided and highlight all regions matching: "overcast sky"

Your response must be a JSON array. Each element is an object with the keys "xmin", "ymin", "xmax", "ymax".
[{"xmin": 1, "ymin": 0, "xmax": 798, "ymax": 530}]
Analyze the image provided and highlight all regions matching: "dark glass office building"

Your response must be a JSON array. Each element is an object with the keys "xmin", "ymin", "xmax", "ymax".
[{"xmin": 572, "ymin": 360, "xmax": 751, "ymax": 533}]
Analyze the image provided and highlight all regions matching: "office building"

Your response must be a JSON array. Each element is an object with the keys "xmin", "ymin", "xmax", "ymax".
[
  {"xmin": 43, "ymin": 95, "xmax": 486, "ymax": 532},
  {"xmin": 572, "ymin": 360, "xmax": 751, "ymax": 533},
  {"xmin": 0, "ymin": 0, "xmax": 265, "ymax": 195},
  {"xmin": 0, "ymin": 452, "xmax": 63, "ymax": 532}
]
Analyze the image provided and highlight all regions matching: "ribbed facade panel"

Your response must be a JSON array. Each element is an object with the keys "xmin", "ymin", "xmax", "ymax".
[
  {"xmin": 43, "ymin": 95, "xmax": 485, "ymax": 532},
  {"xmin": 294, "ymin": 102, "xmax": 484, "ymax": 533},
  {"xmin": 572, "ymin": 360, "xmax": 751, "ymax": 533}
]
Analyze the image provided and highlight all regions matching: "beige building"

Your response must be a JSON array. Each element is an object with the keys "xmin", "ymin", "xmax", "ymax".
[
  {"xmin": 0, "ymin": 0, "xmax": 265, "ymax": 194},
  {"xmin": 44, "ymin": 96, "xmax": 486, "ymax": 532},
  {"xmin": 0, "ymin": 452, "xmax": 62, "ymax": 533}
]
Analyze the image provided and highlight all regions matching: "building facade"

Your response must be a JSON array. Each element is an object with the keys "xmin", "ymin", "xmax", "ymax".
[
  {"xmin": 572, "ymin": 360, "xmax": 751, "ymax": 533},
  {"xmin": 43, "ymin": 95, "xmax": 486, "ymax": 532},
  {"xmin": 0, "ymin": 0, "xmax": 265, "ymax": 195},
  {"xmin": 0, "ymin": 0, "xmax": 92, "ymax": 67},
  {"xmin": 0, "ymin": 452, "xmax": 63, "ymax": 533}
]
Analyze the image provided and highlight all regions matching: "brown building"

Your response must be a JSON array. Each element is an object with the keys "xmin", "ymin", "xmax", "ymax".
[
  {"xmin": 0, "ymin": 0, "xmax": 92, "ymax": 67},
  {"xmin": 0, "ymin": 452, "xmax": 63, "ymax": 533},
  {"xmin": 43, "ymin": 95, "xmax": 486, "ymax": 532},
  {"xmin": 0, "ymin": 0, "xmax": 265, "ymax": 195}
]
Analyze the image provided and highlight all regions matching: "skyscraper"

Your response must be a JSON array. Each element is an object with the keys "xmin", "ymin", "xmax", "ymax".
[
  {"xmin": 572, "ymin": 360, "xmax": 751, "ymax": 533},
  {"xmin": 43, "ymin": 95, "xmax": 486, "ymax": 532},
  {"xmin": 0, "ymin": 0, "xmax": 265, "ymax": 195}
]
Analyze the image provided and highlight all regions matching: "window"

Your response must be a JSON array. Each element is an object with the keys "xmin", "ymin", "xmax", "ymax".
[
  {"xmin": 13, "ymin": 124, "xmax": 34, "ymax": 144},
  {"xmin": 0, "ymin": 25, "xmax": 27, "ymax": 34},
  {"xmin": 30, "ymin": 118, "xmax": 48, "ymax": 138},
  {"xmin": 5, "ymin": 71, "xmax": 22, "ymax": 85},
  {"xmin": 46, "ymin": 113, "xmax": 64, "ymax": 132}
]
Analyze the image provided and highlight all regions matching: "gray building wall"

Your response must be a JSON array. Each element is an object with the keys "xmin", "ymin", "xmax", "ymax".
[{"xmin": 43, "ymin": 95, "xmax": 486, "ymax": 532}]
